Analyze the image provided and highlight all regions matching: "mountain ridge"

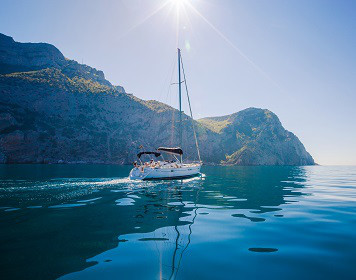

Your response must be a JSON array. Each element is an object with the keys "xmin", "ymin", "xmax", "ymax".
[{"xmin": 0, "ymin": 33, "xmax": 314, "ymax": 165}]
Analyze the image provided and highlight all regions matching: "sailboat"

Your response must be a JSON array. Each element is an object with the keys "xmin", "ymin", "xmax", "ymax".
[{"xmin": 129, "ymin": 48, "xmax": 202, "ymax": 180}]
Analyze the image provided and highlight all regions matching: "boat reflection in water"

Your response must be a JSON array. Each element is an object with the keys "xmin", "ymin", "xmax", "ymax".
[
  {"xmin": 63, "ymin": 176, "xmax": 206, "ymax": 280},
  {"xmin": 1, "ymin": 165, "xmax": 334, "ymax": 280}
]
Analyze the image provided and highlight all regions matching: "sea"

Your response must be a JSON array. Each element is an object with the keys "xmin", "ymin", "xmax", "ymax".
[{"xmin": 0, "ymin": 165, "xmax": 355, "ymax": 280}]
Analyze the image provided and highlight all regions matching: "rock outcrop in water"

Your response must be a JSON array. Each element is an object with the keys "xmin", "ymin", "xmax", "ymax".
[{"xmin": 0, "ymin": 33, "xmax": 314, "ymax": 165}]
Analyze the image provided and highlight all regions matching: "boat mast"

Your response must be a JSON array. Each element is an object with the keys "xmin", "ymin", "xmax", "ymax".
[{"xmin": 178, "ymin": 48, "xmax": 182, "ymax": 158}]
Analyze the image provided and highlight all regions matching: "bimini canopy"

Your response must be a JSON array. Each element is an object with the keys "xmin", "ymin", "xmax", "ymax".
[
  {"xmin": 137, "ymin": 151, "xmax": 161, "ymax": 159},
  {"xmin": 157, "ymin": 147, "xmax": 183, "ymax": 156}
]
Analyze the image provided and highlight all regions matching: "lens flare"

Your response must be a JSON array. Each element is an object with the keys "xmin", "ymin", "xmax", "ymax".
[{"xmin": 185, "ymin": 40, "xmax": 191, "ymax": 51}]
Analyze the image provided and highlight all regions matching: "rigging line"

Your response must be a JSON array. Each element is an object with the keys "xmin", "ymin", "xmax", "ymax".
[
  {"xmin": 167, "ymin": 56, "xmax": 177, "ymax": 104},
  {"xmin": 170, "ymin": 88, "xmax": 176, "ymax": 148},
  {"xmin": 167, "ymin": 55, "xmax": 178, "ymax": 148},
  {"xmin": 180, "ymin": 55, "xmax": 202, "ymax": 163},
  {"xmin": 160, "ymin": 54, "xmax": 177, "ymax": 104},
  {"xmin": 157, "ymin": 54, "xmax": 177, "ymax": 147},
  {"xmin": 151, "ymin": 53, "xmax": 175, "ymax": 148},
  {"xmin": 171, "ymin": 98, "xmax": 175, "ymax": 147}
]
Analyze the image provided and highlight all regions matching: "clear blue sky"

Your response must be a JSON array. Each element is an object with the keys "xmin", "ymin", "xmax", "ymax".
[{"xmin": 1, "ymin": 0, "xmax": 355, "ymax": 165}]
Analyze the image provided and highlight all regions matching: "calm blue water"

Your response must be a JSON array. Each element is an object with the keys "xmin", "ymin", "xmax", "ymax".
[{"xmin": 0, "ymin": 165, "xmax": 355, "ymax": 280}]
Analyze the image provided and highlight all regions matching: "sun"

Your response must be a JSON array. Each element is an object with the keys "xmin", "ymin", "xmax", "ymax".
[
  {"xmin": 170, "ymin": 0, "xmax": 189, "ymax": 9},
  {"xmin": 168, "ymin": 0, "xmax": 191, "ymax": 47}
]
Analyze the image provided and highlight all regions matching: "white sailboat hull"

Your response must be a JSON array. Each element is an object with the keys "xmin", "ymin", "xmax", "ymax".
[{"xmin": 129, "ymin": 163, "xmax": 201, "ymax": 180}]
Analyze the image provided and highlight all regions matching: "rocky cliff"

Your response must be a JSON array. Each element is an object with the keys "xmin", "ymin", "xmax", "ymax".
[
  {"xmin": 0, "ymin": 33, "xmax": 314, "ymax": 165},
  {"xmin": 198, "ymin": 109, "xmax": 314, "ymax": 165}
]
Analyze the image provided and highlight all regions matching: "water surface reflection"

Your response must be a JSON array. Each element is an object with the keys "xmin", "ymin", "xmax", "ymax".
[{"xmin": 2, "ymin": 165, "xmax": 355, "ymax": 280}]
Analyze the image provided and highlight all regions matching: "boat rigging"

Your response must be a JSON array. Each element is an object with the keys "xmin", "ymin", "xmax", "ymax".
[{"xmin": 129, "ymin": 48, "xmax": 202, "ymax": 180}]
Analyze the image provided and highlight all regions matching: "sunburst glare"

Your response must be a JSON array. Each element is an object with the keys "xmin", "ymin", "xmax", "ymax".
[{"xmin": 170, "ymin": 0, "xmax": 190, "ymax": 9}]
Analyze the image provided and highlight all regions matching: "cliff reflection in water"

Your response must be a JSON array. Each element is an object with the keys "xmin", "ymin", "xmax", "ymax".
[{"xmin": 0, "ymin": 166, "xmax": 307, "ymax": 280}]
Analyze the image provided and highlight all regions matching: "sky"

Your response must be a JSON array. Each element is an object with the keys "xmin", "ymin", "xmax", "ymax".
[{"xmin": 1, "ymin": 0, "xmax": 356, "ymax": 165}]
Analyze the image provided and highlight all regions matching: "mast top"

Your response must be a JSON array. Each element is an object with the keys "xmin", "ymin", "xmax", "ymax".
[{"xmin": 178, "ymin": 47, "xmax": 182, "ymax": 159}]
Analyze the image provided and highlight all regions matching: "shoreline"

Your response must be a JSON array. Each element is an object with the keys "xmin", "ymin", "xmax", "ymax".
[{"xmin": 0, "ymin": 162, "xmax": 317, "ymax": 166}]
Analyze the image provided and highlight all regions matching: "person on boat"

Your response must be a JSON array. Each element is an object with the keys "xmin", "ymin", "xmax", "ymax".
[{"xmin": 133, "ymin": 161, "xmax": 138, "ymax": 168}]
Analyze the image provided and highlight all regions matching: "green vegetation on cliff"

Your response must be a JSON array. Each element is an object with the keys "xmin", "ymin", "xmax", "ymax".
[{"xmin": 0, "ymin": 33, "xmax": 314, "ymax": 165}]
